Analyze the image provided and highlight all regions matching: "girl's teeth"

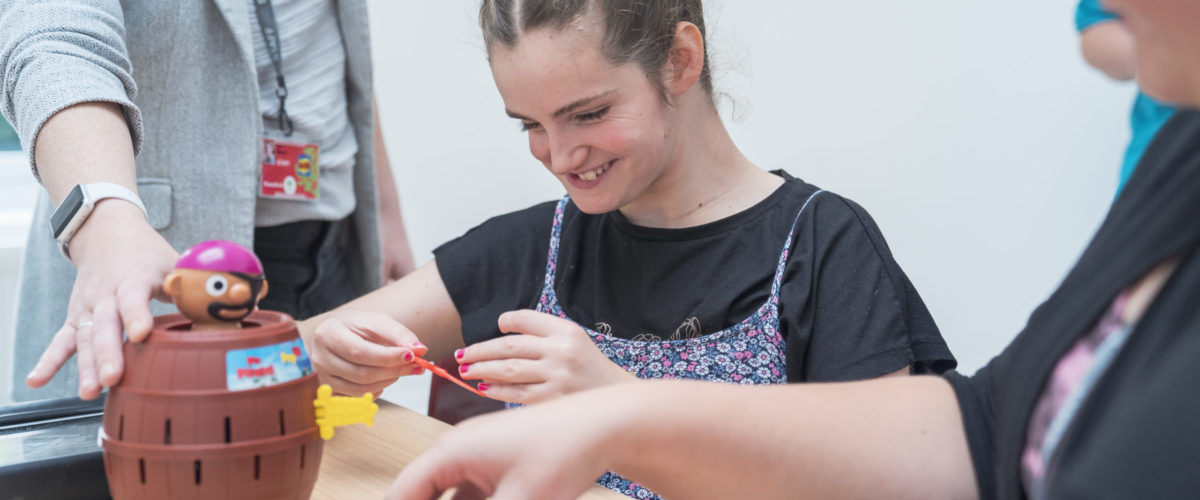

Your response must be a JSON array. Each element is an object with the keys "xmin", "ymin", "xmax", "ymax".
[{"xmin": 577, "ymin": 163, "xmax": 610, "ymax": 182}]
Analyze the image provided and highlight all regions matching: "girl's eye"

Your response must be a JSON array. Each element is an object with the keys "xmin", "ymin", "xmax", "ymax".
[
  {"xmin": 576, "ymin": 106, "xmax": 610, "ymax": 122},
  {"xmin": 520, "ymin": 121, "xmax": 542, "ymax": 132}
]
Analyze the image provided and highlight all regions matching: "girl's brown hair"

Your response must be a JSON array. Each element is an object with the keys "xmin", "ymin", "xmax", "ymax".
[{"xmin": 480, "ymin": 0, "xmax": 713, "ymax": 101}]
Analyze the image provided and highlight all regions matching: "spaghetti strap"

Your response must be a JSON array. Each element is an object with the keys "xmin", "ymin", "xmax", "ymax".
[
  {"xmin": 769, "ymin": 190, "xmax": 824, "ymax": 298},
  {"xmin": 539, "ymin": 195, "xmax": 572, "ymax": 294}
]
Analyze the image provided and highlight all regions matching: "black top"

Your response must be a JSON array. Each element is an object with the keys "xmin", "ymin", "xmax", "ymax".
[
  {"xmin": 435, "ymin": 171, "xmax": 955, "ymax": 382},
  {"xmin": 945, "ymin": 110, "xmax": 1200, "ymax": 499}
]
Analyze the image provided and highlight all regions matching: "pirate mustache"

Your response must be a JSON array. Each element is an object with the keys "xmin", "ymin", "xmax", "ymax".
[{"xmin": 205, "ymin": 272, "xmax": 265, "ymax": 322}]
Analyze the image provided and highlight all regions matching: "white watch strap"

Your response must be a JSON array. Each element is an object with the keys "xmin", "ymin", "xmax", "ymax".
[
  {"xmin": 84, "ymin": 182, "xmax": 148, "ymax": 217},
  {"xmin": 57, "ymin": 182, "xmax": 149, "ymax": 259}
]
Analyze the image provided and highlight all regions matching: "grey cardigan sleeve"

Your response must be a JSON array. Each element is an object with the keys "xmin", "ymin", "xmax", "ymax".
[{"xmin": 0, "ymin": 0, "xmax": 142, "ymax": 179}]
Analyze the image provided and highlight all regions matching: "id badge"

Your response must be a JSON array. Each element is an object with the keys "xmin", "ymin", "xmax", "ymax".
[{"xmin": 260, "ymin": 138, "xmax": 320, "ymax": 200}]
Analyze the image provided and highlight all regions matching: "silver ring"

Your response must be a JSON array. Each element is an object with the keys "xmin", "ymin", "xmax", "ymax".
[{"xmin": 76, "ymin": 321, "xmax": 94, "ymax": 329}]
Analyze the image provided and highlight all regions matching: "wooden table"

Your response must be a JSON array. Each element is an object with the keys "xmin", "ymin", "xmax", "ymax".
[{"xmin": 312, "ymin": 402, "xmax": 626, "ymax": 499}]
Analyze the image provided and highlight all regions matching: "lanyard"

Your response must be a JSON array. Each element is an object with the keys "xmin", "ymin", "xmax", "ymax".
[{"xmin": 253, "ymin": 0, "xmax": 295, "ymax": 136}]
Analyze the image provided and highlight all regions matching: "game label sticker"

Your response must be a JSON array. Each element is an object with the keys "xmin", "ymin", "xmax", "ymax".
[{"xmin": 226, "ymin": 339, "xmax": 314, "ymax": 391}]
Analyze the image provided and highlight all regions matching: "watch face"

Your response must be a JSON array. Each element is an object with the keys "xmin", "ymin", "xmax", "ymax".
[{"xmin": 51, "ymin": 185, "xmax": 85, "ymax": 239}]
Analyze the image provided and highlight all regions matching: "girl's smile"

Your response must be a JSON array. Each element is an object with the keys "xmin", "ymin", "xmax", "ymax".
[{"xmin": 567, "ymin": 159, "xmax": 615, "ymax": 188}]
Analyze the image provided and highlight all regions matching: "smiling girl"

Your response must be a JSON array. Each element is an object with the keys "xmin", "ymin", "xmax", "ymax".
[{"xmin": 302, "ymin": 2, "xmax": 954, "ymax": 497}]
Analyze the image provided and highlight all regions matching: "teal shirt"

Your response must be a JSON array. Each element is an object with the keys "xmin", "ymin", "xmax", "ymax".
[{"xmin": 1076, "ymin": 0, "xmax": 1176, "ymax": 194}]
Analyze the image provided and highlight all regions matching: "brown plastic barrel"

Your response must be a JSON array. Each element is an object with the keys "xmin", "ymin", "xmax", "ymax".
[{"xmin": 101, "ymin": 311, "xmax": 324, "ymax": 499}]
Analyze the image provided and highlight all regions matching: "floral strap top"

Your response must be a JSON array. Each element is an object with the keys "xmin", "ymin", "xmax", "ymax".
[{"xmin": 519, "ymin": 191, "xmax": 823, "ymax": 499}]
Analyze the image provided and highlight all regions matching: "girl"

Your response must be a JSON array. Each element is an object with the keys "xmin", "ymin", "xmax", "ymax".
[
  {"xmin": 304, "ymin": 1, "xmax": 954, "ymax": 497},
  {"xmin": 388, "ymin": 0, "xmax": 1200, "ymax": 498}
]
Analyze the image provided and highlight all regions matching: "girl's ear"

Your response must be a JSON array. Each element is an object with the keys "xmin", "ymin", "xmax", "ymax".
[{"xmin": 664, "ymin": 21, "xmax": 705, "ymax": 97}]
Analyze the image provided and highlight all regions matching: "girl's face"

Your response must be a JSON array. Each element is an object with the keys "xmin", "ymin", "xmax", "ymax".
[
  {"xmin": 489, "ymin": 26, "xmax": 676, "ymax": 214},
  {"xmin": 1103, "ymin": 0, "xmax": 1200, "ymax": 106}
]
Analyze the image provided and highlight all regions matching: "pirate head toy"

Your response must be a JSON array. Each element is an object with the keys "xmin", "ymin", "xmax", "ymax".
[{"xmin": 164, "ymin": 240, "xmax": 269, "ymax": 331}]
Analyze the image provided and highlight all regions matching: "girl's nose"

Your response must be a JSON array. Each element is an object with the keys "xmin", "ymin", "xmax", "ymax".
[{"xmin": 548, "ymin": 132, "xmax": 588, "ymax": 175}]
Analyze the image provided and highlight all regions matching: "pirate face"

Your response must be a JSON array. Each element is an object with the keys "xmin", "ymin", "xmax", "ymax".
[{"xmin": 165, "ymin": 268, "xmax": 268, "ymax": 326}]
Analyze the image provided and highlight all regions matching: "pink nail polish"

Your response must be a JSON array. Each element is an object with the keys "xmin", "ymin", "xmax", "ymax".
[
  {"xmin": 403, "ymin": 351, "xmax": 414, "ymax": 362},
  {"xmin": 454, "ymin": 349, "xmax": 465, "ymax": 360},
  {"xmin": 459, "ymin": 364, "xmax": 469, "ymax": 374},
  {"xmin": 413, "ymin": 342, "xmax": 426, "ymax": 349},
  {"xmin": 477, "ymin": 383, "xmax": 490, "ymax": 392}
]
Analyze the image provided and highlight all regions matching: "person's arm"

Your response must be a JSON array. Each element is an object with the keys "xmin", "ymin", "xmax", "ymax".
[
  {"xmin": 22, "ymin": 104, "xmax": 179, "ymax": 400},
  {"xmin": 298, "ymin": 259, "xmax": 466, "ymax": 396},
  {"xmin": 2, "ymin": 2, "xmax": 179, "ymax": 400},
  {"xmin": 373, "ymin": 100, "xmax": 416, "ymax": 283},
  {"xmin": 1080, "ymin": 20, "xmax": 1137, "ymax": 82},
  {"xmin": 389, "ymin": 377, "xmax": 977, "ymax": 500}
]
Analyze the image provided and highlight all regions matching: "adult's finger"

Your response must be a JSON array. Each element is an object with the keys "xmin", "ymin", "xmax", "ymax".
[
  {"xmin": 26, "ymin": 325, "xmax": 79, "ymax": 389},
  {"xmin": 497, "ymin": 309, "xmax": 578, "ymax": 338},
  {"xmin": 91, "ymin": 298, "xmax": 126, "ymax": 388},
  {"xmin": 73, "ymin": 315, "xmax": 101, "ymax": 400},
  {"xmin": 117, "ymin": 281, "xmax": 155, "ymax": 343},
  {"xmin": 386, "ymin": 447, "xmax": 468, "ymax": 500}
]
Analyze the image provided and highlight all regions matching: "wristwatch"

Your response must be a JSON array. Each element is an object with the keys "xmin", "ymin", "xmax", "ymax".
[{"xmin": 50, "ymin": 183, "xmax": 148, "ymax": 258}]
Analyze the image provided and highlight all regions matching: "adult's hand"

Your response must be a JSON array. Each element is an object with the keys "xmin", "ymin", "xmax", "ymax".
[
  {"xmin": 386, "ymin": 388, "xmax": 623, "ymax": 500},
  {"xmin": 25, "ymin": 201, "xmax": 178, "ymax": 400},
  {"xmin": 454, "ymin": 310, "xmax": 635, "ymax": 404}
]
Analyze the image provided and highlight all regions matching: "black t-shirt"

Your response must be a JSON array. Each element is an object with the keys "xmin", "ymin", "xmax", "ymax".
[
  {"xmin": 435, "ymin": 171, "xmax": 955, "ymax": 382},
  {"xmin": 945, "ymin": 111, "xmax": 1200, "ymax": 499}
]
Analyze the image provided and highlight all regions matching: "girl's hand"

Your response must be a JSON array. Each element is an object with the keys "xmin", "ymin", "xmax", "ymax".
[
  {"xmin": 456, "ymin": 310, "xmax": 635, "ymax": 404},
  {"xmin": 386, "ymin": 388, "xmax": 624, "ymax": 500},
  {"xmin": 307, "ymin": 310, "xmax": 428, "ymax": 396}
]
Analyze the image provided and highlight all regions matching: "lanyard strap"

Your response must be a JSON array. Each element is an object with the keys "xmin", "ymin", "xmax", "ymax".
[{"xmin": 253, "ymin": 0, "xmax": 294, "ymax": 136}]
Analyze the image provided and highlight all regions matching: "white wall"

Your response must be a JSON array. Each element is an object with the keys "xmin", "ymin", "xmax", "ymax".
[{"xmin": 369, "ymin": 0, "xmax": 1131, "ymax": 412}]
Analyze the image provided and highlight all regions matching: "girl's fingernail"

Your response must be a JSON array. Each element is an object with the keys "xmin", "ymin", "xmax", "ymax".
[
  {"xmin": 403, "ymin": 351, "xmax": 414, "ymax": 362},
  {"xmin": 410, "ymin": 367, "xmax": 424, "ymax": 375},
  {"xmin": 454, "ymin": 349, "xmax": 465, "ymax": 360},
  {"xmin": 459, "ymin": 364, "xmax": 470, "ymax": 374},
  {"xmin": 413, "ymin": 342, "xmax": 426, "ymax": 349},
  {"xmin": 477, "ymin": 383, "xmax": 490, "ymax": 392}
]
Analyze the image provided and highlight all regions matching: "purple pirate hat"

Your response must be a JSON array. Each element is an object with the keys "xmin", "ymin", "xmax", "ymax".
[{"xmin": 176, "ymin": 240, "xmax": 264, "ymax": 275}]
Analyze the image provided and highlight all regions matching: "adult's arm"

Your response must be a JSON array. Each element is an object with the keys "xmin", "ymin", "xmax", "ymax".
[
  {"xmin": 373, "ymin": 99, "xmax": 416, "ymax": 283},
  {"xmin": 2, "ymin": 1, "xmax": 178, "ymax": 399},
  {"xmin": 390, "ymin": 377, "xmax": 978, "ymax": 500}
]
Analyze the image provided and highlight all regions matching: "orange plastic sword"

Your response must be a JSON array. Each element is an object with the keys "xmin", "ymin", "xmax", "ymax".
[{"xmin": 411, "ymin": 356, "xmax": 488, "ymax": 398}]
